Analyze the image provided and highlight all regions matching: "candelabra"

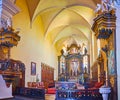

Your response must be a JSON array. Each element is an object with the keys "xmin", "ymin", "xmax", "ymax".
[{"xmin": 97, "ymin": 50, "xmax": 104, "ymax": 83}]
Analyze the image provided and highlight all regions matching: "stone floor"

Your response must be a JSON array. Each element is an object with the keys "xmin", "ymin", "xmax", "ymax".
[
  {"xmin": 45, "ymin": 94, "xmax": 55, "ymax": 100},
  {"xmin": 5, "ymin": 94, "xmax": 55, "ymax": 100}
]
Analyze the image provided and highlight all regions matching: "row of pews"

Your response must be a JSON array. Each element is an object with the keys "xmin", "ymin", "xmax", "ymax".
[{"xmin": 15, "ymin": 87, "xmax": 45, "ymax": 100}]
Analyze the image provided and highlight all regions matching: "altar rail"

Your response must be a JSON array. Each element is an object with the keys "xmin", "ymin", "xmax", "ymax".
[{"xmin": 56, "ymin": 89, "xmax": 102, "ymax": 100}]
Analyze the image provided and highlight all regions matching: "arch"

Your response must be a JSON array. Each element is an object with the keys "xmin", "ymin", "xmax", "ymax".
[
  {"xmin": 31, "ymin": 5, "xmax": 94, "ymax": 38},
  {"xmin": 32, "ymin": 3, "xmax": 96, "ymax": 23},
  {"xmin": 43, "ymin": 6, "xmax": 92, "ymax": 38},
  {"xmin": 53, "ymin": 25, "xmax": 89, "ymax": 46}
]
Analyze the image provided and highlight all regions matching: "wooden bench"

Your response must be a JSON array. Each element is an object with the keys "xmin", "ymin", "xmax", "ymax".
[{"xmin": 15, "ymin": 87, "xmax": 45, "ymax": 100}]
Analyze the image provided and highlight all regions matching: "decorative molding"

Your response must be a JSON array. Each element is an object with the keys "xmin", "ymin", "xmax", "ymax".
[
  {"xmin": 0, "ymin": 59, "xmax": 25, "ymax": 87},
  {"xmin": 95, "ymin": 0, "xmax": 116, "ymax": 15},
  {"xmin": 95, "ymin": 0, "xmax": 120, "ymax": 15},
  {"xmin": 0, "ymin": 27, "xmax": 20, "ymax": 47},
  {"xmin": 2, "ymin": 0, "xmax": 20, "ymax": 16},
  {"xmin": 9, "ymin": 0, "xmax": 16, "ymax": 3},
  {"xmin": 92, "ymin": 12, "xmax": 116, "ymax": 39}
]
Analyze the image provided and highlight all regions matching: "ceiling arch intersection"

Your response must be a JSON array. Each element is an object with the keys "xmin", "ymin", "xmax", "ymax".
[{"xmin": 25, "ymin": 0, "xmax": 98, "ymax": 54}]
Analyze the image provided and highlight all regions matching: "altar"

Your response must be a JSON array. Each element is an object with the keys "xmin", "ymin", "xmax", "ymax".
[
  {"xmin": 68, "ymin": 76, "xmax": 78, "ymax": 82},
  {"xmin": 55, "ymin": 81, "xmax": 84, "ymax": 90},
  {"xmin": 58, "ymin": 43, "xmax": 90, "ymax": 84}
]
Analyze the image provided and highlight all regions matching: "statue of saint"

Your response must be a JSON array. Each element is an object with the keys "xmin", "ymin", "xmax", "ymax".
[
  {"xmin": 70, "ymin": 60, "xmax": 79, "ymax": 77},
  {"xmin": 7, "ymin": 18, "xmax": 12, "ymax": 27},
  {"xmin": 95, "ymin": 0, "xmax": 116, "ymax": 14}
]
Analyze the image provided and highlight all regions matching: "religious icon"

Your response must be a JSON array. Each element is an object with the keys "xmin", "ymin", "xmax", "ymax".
[
  {"xmin": 31, "ymin": 62, "xmax": 36, "ymax": 75},
  {"xmin": 70, "ymin": 58, "xmax": 79, "ymax": 77},
  {"xmin": 108, "ymin": 50, "xmax": 115, "ymax": 75}
]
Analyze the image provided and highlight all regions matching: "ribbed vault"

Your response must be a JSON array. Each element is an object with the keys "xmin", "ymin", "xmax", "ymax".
[{"xmin": 25, "ymin": 0, "xmax": 100, "ymax": 54}]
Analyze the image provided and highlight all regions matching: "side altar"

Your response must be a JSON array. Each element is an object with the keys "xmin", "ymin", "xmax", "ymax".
[{"xmin": 58, "ymin": 43, "xmax": 90, "ymax": 84}]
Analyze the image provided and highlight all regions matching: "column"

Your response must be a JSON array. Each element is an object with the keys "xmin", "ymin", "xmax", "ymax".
[{"xmin": 116, "ymin": 7, "xmax": 120, "ymax": 100}]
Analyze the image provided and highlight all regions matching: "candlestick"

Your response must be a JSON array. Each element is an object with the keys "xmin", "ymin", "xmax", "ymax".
[{"xmin": 106, "ymin": 71, "xmax": 108, "ymax": 86}]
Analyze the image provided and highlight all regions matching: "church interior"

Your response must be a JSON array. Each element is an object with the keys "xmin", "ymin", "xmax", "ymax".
[{"xmin": 0, "ymin": 0, "xmax": 120, "ymax": 100}]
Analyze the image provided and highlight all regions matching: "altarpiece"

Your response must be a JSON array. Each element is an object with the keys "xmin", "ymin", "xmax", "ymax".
[{"xmin": 58, "ymin": 43, "xmax": 90, "ymax": 84}]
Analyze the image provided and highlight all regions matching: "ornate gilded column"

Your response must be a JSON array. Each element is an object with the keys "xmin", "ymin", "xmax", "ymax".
[
  {"xmin": 92, "ymin": 0, "xmax": 117, "ymax": 100},
  {"xmin": 92, "ymin": 6, "xmax": 116, "ymax": 86}
]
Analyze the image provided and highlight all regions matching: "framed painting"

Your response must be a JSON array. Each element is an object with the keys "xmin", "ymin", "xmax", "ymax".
[{"xmin": 31, "ymin": 62, "xmax": 36, "ymax": 75}]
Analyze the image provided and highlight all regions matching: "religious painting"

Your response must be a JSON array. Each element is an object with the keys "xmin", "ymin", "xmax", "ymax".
[
  {"xmin": 108, "ymin": 37, "xmax": 115, "ymax": 76},
  {"xmin": 108, "ymin": 49, "xmax": 115, "ymax": 75},
  {"xmin": 107, "ymin": 33, "xmax": 117, "ymax": 100},
  {"xmin": 31, "ymin": 62, "xmax": 36, "ymax": 75},
  {"xmin": 69, "ymin": 58, "xmax": 80, "ymax": 77}
]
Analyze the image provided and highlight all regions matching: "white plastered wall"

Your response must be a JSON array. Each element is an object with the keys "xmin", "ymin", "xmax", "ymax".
[{"xmin": 116, "ymin": 7, "xmax": 120, "ymax": 100}]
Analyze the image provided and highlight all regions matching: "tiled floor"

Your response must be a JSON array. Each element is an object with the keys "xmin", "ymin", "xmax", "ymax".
[{"xmin": 5, "ymin": 94, "xmax": 55, "ymax": 100}]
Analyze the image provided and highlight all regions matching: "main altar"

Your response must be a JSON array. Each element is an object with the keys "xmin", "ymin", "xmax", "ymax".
[
  {"xmin": 58, "ymin": 43, "xmax": 90, "ymax": 84},
  {"xmin": 56, "ymin": 37, "xmax": 104, "ymax": 100}
]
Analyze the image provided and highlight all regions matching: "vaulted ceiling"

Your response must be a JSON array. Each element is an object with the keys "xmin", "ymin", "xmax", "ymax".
[{"xmin": 25, "ymin": 0, "xmax": 100, "ymax": 53}]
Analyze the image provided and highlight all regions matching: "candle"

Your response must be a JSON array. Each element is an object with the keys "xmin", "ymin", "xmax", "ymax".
[
  {"xmin": 106, "ymin": 71, "xmax": 108, "ymax": 86},
  {"xmin": 106, "ymin": 71, "xmax": 107, "ymax": 79}
]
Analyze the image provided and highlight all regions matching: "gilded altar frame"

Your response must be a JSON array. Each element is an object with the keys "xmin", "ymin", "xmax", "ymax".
[{"xmin": 58, "ymin": 43, "xmax": 90, "ymax": 82}]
